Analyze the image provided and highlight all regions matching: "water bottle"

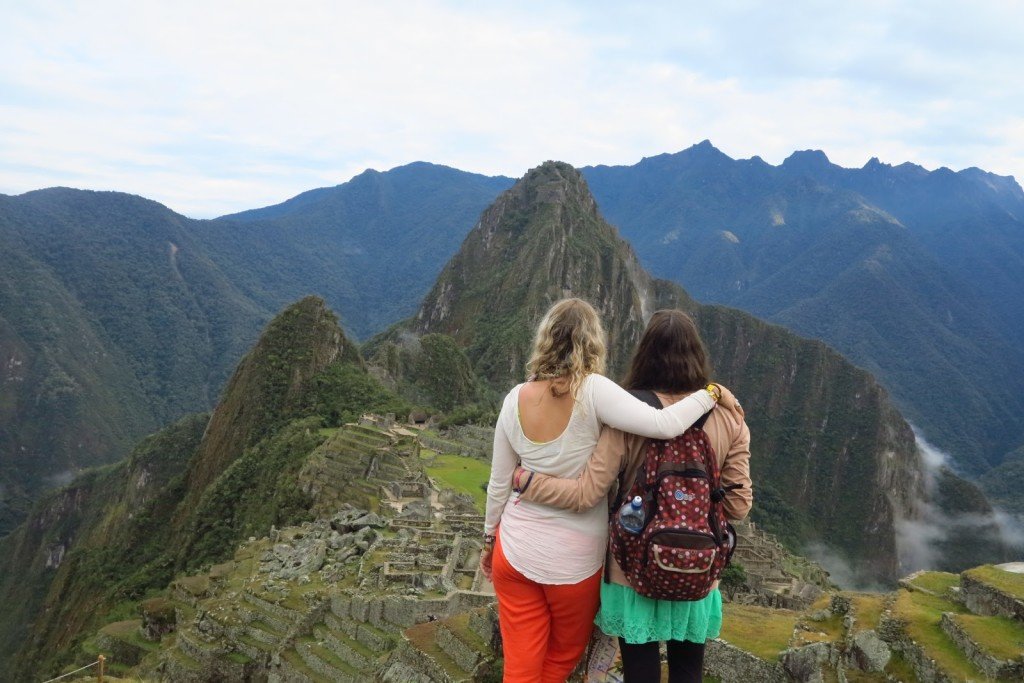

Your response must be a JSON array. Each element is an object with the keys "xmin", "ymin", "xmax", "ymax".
[{"xmin": 618, "ymin": 495, "xmax": 646, "ymax": 534}]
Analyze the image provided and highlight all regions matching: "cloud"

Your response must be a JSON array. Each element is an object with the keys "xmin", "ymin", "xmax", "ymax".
[
  {"xmin": 805, "ymin": 541, "xmax": 887, "ymax": 592},
  {"xmin": 1, "ymin": 0, "xmax": 1022, "ymax": 216},
  {"xmin": 895, "ymin": 426, "xmax": 1023, "ymax": 573}
]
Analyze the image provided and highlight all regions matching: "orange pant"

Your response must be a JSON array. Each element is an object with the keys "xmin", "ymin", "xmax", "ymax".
[{"xmin": 491, "ymin": 532, "xmax": 602, "ymax": 682}]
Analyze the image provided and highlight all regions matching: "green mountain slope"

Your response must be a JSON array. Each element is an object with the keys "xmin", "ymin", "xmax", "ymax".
[
  {"xmin": 211, "ymin": 162, "xmax": 513, "ymax": 339},
  {"xmin": 0, "ymin": 190, "xmax": 269, "ymax": 535},
  {"xmin": 0, "ymin": 164, "xmax": 506, "ymax": 534},
  {"xmin": 582, "ymin": 143, "xmax": 1024, "ymax": 473},
  {"xmin": 0, "ymin": 297, "xmax": 405, "ymax": 680}
]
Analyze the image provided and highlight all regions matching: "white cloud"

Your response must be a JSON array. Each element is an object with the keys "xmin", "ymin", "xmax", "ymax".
[{"xmin": 1, "ymin": 0, "xmax": 1022, "ymax": 216}]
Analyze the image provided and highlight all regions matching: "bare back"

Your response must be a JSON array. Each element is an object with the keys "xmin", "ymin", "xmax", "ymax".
[{"xmin": 517, "ymin": 378, "xmax": 574, "ymax": 443}]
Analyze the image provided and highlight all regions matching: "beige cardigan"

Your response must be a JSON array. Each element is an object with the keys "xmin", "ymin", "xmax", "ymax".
[{"xmin": 517, "ymin": 385, "xmax": 753, "ymax": 587}]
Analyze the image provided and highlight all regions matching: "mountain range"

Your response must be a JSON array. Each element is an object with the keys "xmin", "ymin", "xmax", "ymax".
[
  {"xmin": 0, "ymin": 167, "xmax": 505, "ymax": 534},
  {"xmin": 0, "ymin": 160, "xmax": 1014, "ymax": 680},
  {"xmin": 1, "ymin": 143, "xmax": 1021, "ymax": 532},
  {"xmin": 584, "ymin": 141, "xmax": 1024, "ymax": 476}
]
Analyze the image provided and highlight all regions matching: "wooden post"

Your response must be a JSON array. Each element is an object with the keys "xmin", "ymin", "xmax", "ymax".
[{"xmin": 97, "ymin": 654, "xmax": 105, "ymax": 683}]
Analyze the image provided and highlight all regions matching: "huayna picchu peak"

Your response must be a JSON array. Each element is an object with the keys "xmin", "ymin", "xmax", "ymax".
[{"xmin": 415, "ymin": 160, "xmax": 669, "ymax": 384}]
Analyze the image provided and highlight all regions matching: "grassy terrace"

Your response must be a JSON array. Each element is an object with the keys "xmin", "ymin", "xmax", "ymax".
[
  {"xmin": 849, "ymin": 592, "xmax": 886, "ymax": 632},
  {"xmin": 964, "ymin": 565, "xmax": 1024, "ymax": 599},
  {"xmin": 884, "ymin": 651, "xmax": 918, "ymax": 682},
  {"xmin": 423, "ymin": 451, "xmax": 490, "ymax": 512},
  {"xmin": 892, "ymin": 589, "xmax": 982, "ymax": 681},
  {"xmin": 952, "ymin": 612, "xmax": 1024, "ymax": 661},
  {"xmin": 720, "ymin": 604, "xmax": 798, "ymax": 661},
  {"xmin": 794, "ymin": 610, "xmax": 844, "ymax": 645},
  {"xmin": 842, "ymin": 669, "xmax": 888, "ymax": 682},
  {"xmin": 907, "ymin": 571, "xmax": 960, "ymax": 596},
  {"xmin": 444, "ymin": 611, "xmax": 491, "ymax": 652}
]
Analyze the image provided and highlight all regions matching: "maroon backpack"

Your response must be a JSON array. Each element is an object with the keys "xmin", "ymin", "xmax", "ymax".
[{"xmin": 609, "ymin": 390, "xmax": 740, "ymax": 601}]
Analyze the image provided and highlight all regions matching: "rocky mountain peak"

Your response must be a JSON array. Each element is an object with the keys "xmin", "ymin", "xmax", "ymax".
[
  {"xmin": 782, "ymin": 149, "xmax": 834, "ymax": 173},
  {"xmin": 414, "ymin": 160, "xmax": 668, "ymax": 384},
  {"xmin": 176, "ymin": 296, "xmax": 358, "ymax": 515}
]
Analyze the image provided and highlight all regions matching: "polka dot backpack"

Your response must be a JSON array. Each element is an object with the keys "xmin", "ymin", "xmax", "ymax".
[{"xmin": 609, "ymin": 390, "xmax": 741, "ymax": 601}]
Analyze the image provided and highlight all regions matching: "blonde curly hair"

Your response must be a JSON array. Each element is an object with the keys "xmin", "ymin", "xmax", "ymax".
[{"xmin": 526, "ymin": 298, "xmax": 607, "ymax": 401}]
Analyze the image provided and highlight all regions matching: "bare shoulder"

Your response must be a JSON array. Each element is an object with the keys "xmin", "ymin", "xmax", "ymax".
[{"xmin": 518, "ymin": 380, "xmax": 542, "ymax": 400}]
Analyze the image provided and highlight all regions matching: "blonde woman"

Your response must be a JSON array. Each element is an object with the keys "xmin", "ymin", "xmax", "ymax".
[{"xmin": 481, "ymin": 298, "xmax": 719, "ymax": 683}]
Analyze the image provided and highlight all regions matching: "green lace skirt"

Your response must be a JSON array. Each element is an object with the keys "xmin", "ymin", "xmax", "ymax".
[{"xmin": 594, "ymin": 582, "xmax": 722, "ymax": 645}]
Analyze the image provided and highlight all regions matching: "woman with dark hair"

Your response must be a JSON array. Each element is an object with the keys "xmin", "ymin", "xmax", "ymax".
[{"xmin": 514, "ymin": 309, "xmax": 753, "ymax": 683}]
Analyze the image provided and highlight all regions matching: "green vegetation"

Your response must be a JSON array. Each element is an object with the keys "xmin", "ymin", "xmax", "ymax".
[
  {"xmin": 797, "ymin": 611, "xmax": 844, "ymax": 644},
  {"xmin": 426, "ymin": 454, "xmax": 491, "ymax": 512},
  {"xmin": 907, "ymin": 571, "xmax": 959, "ymax": 596},
  {"xmin": 720, "ymin": 563, "xmax": 748, "ymax": 591},
  {"xmin": 953, "ymin": 612, "xmax": 1024, "ymax": 661},
  {"xmin": 181, "ymin": 418, "xmax": 324, "ymax": 569},
  {"xmin": 892, "ymin": 589, "xmax": 981, "ymax": 681},
  {"xmin": 964, "ymin": 565, "xmax": 1024, "ymax": 599},
  {"xmin": 0, "ymin": 189, "xmax": 269, "ymax": 534},
  {"xmin": 850, "ymin": 593, "xmax": 886, "ymax": 632},
  {"xmin": 884, "ymin": 651, "xmax": 917, "ymax": 681},
  {"xmin": 720, "ymin": 604, "xmax": 797, "ymax": 661},
  {"xmin": 0, "ymin": 297, "xmax": 414, "ymax": 681},
  {"xmin": 305, "ymin": 362, "xmax": 410, "ymax": 426}
]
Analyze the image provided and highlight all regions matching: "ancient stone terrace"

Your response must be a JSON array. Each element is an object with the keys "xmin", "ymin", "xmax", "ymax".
[
  {"xmin": 137, "ymin": 504, "xmax": 497, "ymax": 682},
  {"xmin": 728, "ymin": 520, "xmax": 829, "ymax": 610},
  {"xmin": 299, "ymin": 422, "xmax": 423, "ymax": 516}
]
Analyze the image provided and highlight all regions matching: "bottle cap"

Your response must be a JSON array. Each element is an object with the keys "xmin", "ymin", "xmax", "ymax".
[{"xmin": 631, "ymin": 495, "xmax": 643, "ymax": 507}]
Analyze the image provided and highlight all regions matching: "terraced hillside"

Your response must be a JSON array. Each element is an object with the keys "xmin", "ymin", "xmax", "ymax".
[{"xmin": 44, "ymin": 412, "xmax": 1022, "ymax": 682}]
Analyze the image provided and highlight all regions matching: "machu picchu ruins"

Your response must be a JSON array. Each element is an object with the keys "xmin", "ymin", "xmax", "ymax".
[{"xmin": 52, "ymin": 415, "xmax": 1024, "ymax": 682}]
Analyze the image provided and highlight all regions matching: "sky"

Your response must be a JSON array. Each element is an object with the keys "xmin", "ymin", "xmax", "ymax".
[{"xmin": 1, "ymin": 0, "xmax": 1022, "ymax": 218}]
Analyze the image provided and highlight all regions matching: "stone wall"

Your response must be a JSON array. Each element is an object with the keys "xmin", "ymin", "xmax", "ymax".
[
  {"xmin": 878, "ymin": 613, "xmax": 955, "ymax": 683},
  {"xmin": 704, "ymin": 639, "xmax": 788, "ymax": 682},
  {"xmin": 961, "ymin": 573, "xmax": 1024, "ymax": 622},
  {"xmin": 940, "ymin": 613, "xmax": 1024, "ymax": 681}
]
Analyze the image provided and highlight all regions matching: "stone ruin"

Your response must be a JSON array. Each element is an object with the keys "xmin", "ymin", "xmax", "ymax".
[
  {"xmin": 727, "ymin": 520, "xmax": 830, "ymax": 609},
  {"xmin": 82, "ymin": 417, "xmax": 1024, "ymax": 682}
]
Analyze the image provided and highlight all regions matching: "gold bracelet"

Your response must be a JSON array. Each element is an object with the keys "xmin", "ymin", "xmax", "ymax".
[{"xmin": 705, "ymin": 383, "xmax": 721, "ymax": 402}]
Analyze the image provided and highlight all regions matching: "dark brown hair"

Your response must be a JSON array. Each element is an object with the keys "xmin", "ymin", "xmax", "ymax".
[{"xmin": 622, "ymin": 310, "xmax": 711, "ymax": 393}]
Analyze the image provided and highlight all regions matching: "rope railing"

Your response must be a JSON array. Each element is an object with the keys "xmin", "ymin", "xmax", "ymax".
[{"xmin": 40, "ymin": 654, "xmax": 105, "ymax": 683}]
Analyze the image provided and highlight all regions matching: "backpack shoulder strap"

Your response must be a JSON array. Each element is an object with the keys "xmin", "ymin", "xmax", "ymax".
[
  {"xmin": 613, "ymin": 390, "xmax": 662, "ymax": 506},
  {"xmin": 631, "ymin": 389, "xmax": 714, "ymax": 429},
  {"xmin": 628, "ymin": 389, "xmax": 662, "ymax": 409}
]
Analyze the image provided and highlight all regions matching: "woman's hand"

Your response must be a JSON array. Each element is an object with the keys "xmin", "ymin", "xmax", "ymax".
[
  {"xmin": 480, "ymin": 533, "xmax": 496, "ymax": 580},
  {"xmin": 513, "ymin": 466, "xmax": 528, "ymax": 492},
  {"xmin": 480, "ymin": 547, "xmax": 494, "ymax": 580}
]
